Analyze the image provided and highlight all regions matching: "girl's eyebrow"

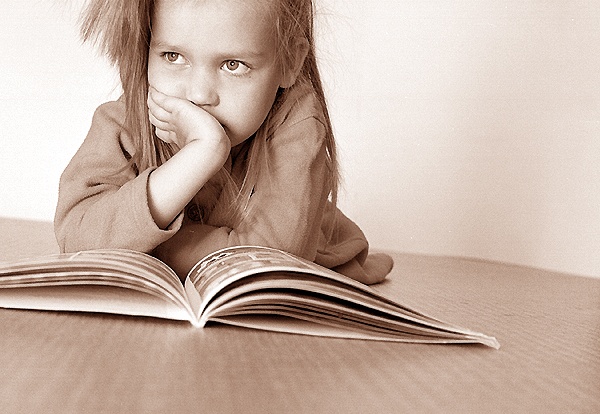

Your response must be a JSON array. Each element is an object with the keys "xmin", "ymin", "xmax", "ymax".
[
  {"xmin": 150, "ymin": 39, "xmax": 271, "ymax": 60},
  {"xmin": 216, "ymin": 49, "xmax": 271, "ymax": 60},
  {"xmin": 149, "ymin": 39, "xmax": 180, "ymax": 50}
]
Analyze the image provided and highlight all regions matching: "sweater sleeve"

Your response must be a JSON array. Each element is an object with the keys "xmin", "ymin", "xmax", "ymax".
[{"xmin": 54, "ymin": 102, "xmax": 182, "ymax": 253}]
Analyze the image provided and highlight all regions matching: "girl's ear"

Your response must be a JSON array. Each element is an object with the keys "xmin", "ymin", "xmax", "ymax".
[{"xmin": 280, "ymin": 38, "xmax": 310, "ymax": 89}]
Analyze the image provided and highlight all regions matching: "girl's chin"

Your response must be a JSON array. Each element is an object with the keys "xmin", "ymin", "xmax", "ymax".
[{"xmin": 229, "ymin": 133, "xmax": 252, "ymax": 149}]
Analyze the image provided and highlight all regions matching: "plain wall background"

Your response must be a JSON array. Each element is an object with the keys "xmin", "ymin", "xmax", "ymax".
[{"xmin": 1, "ymin": 0, "xmax": 599, "ymax": 277}]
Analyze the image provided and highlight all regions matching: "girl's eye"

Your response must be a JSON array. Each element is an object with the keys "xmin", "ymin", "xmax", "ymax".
[
  {"xmin": 163, "ymin": 52, "xmax": 185, "ymax": 64},
  {"xmin": 222, "ymin": 60, "xmax": 250, "ymax": 76}
]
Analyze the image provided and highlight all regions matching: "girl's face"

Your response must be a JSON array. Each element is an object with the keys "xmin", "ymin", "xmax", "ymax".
[{"xmin": 148, "ymin": 0, "xmax": 283, "ymax": 147}]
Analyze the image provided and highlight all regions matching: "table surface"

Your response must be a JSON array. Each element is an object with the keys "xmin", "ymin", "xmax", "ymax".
[{"xmin": 0, "ymin": 217, "xmax": 598, "ymax": 413}]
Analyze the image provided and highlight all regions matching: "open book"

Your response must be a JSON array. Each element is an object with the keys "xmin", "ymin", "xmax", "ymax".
[{"xmin": 0, "ymin": 246, "xmax": 499, "ymax": 348}]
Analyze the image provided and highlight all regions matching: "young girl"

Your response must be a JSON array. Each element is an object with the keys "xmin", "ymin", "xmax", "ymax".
[{"xmin": 55, "ymin": 0, "xmax": 393, "ymax": 284}]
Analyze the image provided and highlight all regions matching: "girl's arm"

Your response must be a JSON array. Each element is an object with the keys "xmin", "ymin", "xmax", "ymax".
[
  {"xmin": 56, "ymin": 90, "xmax": 230, "ymax": 252},
  {"xmin": 54, "ymin": 101, "xmax": 183, "ymax": 253},
  {"xmin": 146, "ymin": 88, "xmax": 230, "ymax": 229}
]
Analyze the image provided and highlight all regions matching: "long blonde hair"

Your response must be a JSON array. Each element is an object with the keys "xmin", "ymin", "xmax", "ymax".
[{"xmin": 81, "ymin": 0, "xmax": 339, "ymax": 227}]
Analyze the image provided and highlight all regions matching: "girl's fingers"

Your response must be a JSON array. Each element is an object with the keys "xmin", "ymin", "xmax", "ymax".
[
  {"xmin": 148, "ymin": 111, "xmax": 170, "ymax": 132},
  {"xmin": 153, "ymin": 126, "xmax": 175, "ymax": 144},
  {"xmin": 148, "ymin": 90, "xmax": 172, "ymax": 122},
  {"xmin": 147, "ymin": 86, "xmax": 223, "ymax": 150},
  {"xmin": 148, "ymin": 88, "xmax": 185, "ymax": 146},
  {"xmin": 149, "ymin": 86, "xmax": 185, "ymax": 113}
]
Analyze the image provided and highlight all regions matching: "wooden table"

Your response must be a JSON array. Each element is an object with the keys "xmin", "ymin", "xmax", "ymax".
[{"xmin": 0, "ymin": 217, "xmax": 598, "ymax": 413}]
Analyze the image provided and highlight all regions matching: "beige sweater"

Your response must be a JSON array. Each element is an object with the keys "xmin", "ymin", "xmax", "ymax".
[{"xmin": 55, "ymin": 87, "xmax": 391, "ymax": 283}]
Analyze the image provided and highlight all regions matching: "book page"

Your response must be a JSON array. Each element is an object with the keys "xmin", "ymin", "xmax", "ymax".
[
  {"xmin": 187, "ymin": 246, "xmax": 499, "ymax": 347},
  {"xmin": 201, "ymin": 275, "xmax": 498, "ymax": 346},
  {"xmin": 209, "ymin": 315, "xmax": 495, "ymax": 346},
  {"xmin": 189, "ymin": 246, "xmax": 437, "ymax": 322},
  {"xmin": 0, "ymin": 249, "xmax": 196, "ymax": 323},
  {"xmin": 188, "ymin": 246, "xmax": 377, "ymax": 309},
  {"xmin": 0, "ymin": 284, "xmax": 192, "ymax": 322}
]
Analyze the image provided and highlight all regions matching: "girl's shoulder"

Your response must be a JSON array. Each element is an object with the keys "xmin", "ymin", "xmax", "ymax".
[
  {"xmin": 83, "ymin": 99, "xmax": 138, "ymax": 159},
  {"xmin": 272, "ymin": 83, "xmax": 326, "ymax": 132},
  {"xmin": 261, "ymin": 84, "xmax": 328, "ymax": 158},
  {"xmin": 91, "ymin": 99, "xmax": 126, "ymax": 129}
]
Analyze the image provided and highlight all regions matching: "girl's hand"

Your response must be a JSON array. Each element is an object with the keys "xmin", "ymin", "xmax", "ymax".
[
  {"xmin": 147, "ymin": 87, "xmax": 230, "ymax": 158},
  {"xmin": 145, "ymin": 87, "xmax": 232, "ymax": 229}
]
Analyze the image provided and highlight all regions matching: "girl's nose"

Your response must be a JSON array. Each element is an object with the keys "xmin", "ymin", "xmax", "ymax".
[{"xmin": 186, "ymin": 70, "xmax": 220, "ymax": 107}]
